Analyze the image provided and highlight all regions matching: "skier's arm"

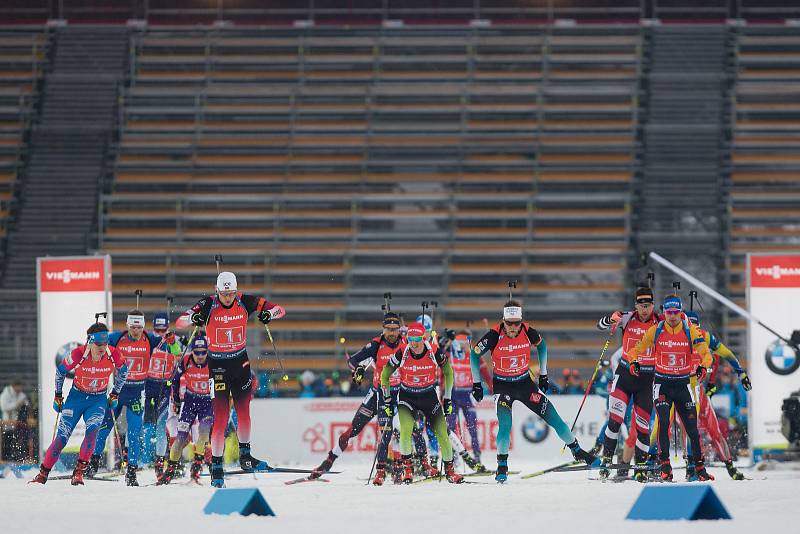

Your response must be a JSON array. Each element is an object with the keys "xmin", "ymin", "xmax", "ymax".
[
  {"xmin": 241, "ymin": 294, "xmax": 285, "ymax": 321},
  {"xmin": 597, "ymin": 311, "xmax": 623, "ymax": 331},
  {"xmin": 380, "ymin": 350, "xmax": 402, "ymax": 397},
  {"xmin": 109, "ymin": 347, "xmax": 129, "ymax": 393},
  {"xmin": 689, "ymin": 324, "xmax": 712, "ymax": 368},
  {"xmin": 55, "ymin": 346, "xmax": 86, "ymax": 394},
  {"xmin": 629, "ymin": 325, "xmax": 657, "ymax": 361},
  {"xmin": 347, "ymin": 340, "xmax": 380, "ymax": 369},
  {"xmin": 471, "ymin": 330, "xmax": 499, "ymax": 383},
  {"xmin": 712, "ymin": 337, "xmax": 744, "ymax": 373},
  {"xmin": 435, "ymin": 345, "xmax": 454, "ymax": 399},
  {"xmin": 527, "ymin": 326, "xmax": 547, "ymax": 375},
  {"xmin": 171, "ymin": 359, "xmax": 186, "ymax": 403}
]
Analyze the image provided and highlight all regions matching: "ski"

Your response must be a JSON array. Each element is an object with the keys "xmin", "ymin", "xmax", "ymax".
[
  {"xmin": 284, "ymin": 477, "xmax": 331, "ymax": 485},
  {"xmin": 464, "ymin": 470, "xmax": 520, "ymax": 478},
  {"xmin": 48, "ymin": 474, "xmax": 118, "ymax": 482},
  {"xmin": 551, "ymin": 462, "xmax": 636, "ymax": 473},
  {"xmin": 201, "ymin": 467, "xmax": 340, "ymax": 477},
  {"xmin": 520, "ymin": 460, "xmax": 581, "ymax": 479}
]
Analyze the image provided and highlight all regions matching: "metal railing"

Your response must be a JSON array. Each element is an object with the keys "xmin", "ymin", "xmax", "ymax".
[{"xmin": 5, "ymin": 1, "xmax": 800, "ymax": 24}]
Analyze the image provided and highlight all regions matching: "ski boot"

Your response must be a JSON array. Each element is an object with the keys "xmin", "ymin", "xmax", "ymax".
[
  {"xmin": 430, "ymin": 455, "xmax": 439, "ymax": 470},
  {"xmin": 125, "ymin": 463, "xmax": 139, "ymax": 487},
  {"xmin": 420, "ymin": 455, "xmax": 439, "ymax": 478},
  {"xmin": 71, "ymin": 459, "xmax": 88, "ymax": 486},
  {"xmin": 695, "ymin": 461, "xmax": 714, "ymax": 481},
  {"xmin": 461, "ymin": 451, "xmax": 487, "ymax": 473},
  {"xmin": 29, "ymin": 465, "xmax": 50, "ymax": 485},
  {"xmin": 659, "ymin": 460, "xmax": 673, "ymax": 482},
  {"xmin": 157, "ymin": 460, "xmax": 179, "ymax": 485},
  {"xmin": 154, "ymin": 455, "xmax": 165, "ymax": 479},
  {"xmin": 309, "ymin": 451, "xmax": 337, "ymax": 480},
  {"xmin": 86, "ymin": 454, "xmax": 101, "ymax": 478},
  {"xmin": 401, "ymin": 455, "xmax": 414, "ymax": 484},
  {"xmin": 444, "ymin": 461, "xmax": 464, "ymax": 484},
  {"xmin": 495, "ymin": 454, "xmax": 509, "ymax": 483},
  {"xmin": 190, "ymin": 454, "xmax": 204, "ymax": 482},
  {"xmin": 633, "ymin": 462, "xmax": 649, "ymax": 483},
  {"xmin": 685, "ymin": 462, "xmax": 698, "ymax": 482},
  {"xmin": 210, "ymin": 455, "xmax": 225, "ymax": 488},
  {"xmin": 239, "ymin": 442, "xmax": 271, "ymax": 472},
  {"xmin": 598, "ymin": 455, "xmax": 613, "ymax": 481},
  {"xmin": 392, "ymin": 458, "xmax": 404, "ymax": 484},
  {"xmin": 372, "ymin": 463, "xmax": 386, "ymax": 486},
  {"xmin": 725, "ymin": 460, "xmax": 745, "ymax": 480},
  {"xmin": 568, "ymin": 440, "xmax": 595, "ymax": 465}
]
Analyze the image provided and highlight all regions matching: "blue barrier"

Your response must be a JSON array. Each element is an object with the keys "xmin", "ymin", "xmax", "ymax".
[
  {"xmin": 203, "ymin": 488, "xmax": 275, "ymax": 517},
  {"xmin": 627, "ymin": 485, "xmax": 731, "ymax": 520}
]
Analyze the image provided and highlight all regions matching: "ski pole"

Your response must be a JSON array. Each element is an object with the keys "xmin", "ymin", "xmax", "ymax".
[
  {"xmin": 562, "ymin": 322, "xmax": 618, "ymax": 452},
  {"xmin": 365, "ymin": 424, "xmax": 390, "ymax": 486},
  {"xmin": 264, "ymin": 324, "xmax": 289, "ymax": 381},
  {"xmin": 135, "ymin": 289, "xmax": 142, "ymax": 310}
]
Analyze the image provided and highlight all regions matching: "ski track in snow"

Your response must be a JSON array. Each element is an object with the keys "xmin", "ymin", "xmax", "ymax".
[{"xmin": 3, "ymin": 462, "xmax": 798, "ymax": 534}]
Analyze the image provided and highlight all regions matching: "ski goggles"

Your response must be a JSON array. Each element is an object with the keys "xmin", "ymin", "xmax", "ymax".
[
  {"xmin": 407, "ymin": 335, "xmax": 424, "ymax": 343},
  {"xmin": 88, "ymin": 331, "xmax": 109, "ymax": 345}
]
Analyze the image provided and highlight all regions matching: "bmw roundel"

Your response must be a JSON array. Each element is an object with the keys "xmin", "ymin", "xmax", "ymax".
[
  {"xmin": 521, "ymin": 415, "xmax": 549, "ymax": 443},
  {"xmin": 765, "ymin": 338, "xmax": 800, "ymax": 376}
]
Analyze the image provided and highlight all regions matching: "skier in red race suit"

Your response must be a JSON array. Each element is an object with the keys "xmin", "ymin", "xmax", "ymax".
[
  {"xmin": 187, "ymin": 271, "xmax": 285, "ymax": 488},
  {"xmin": 31, "ymin": 322, "xmax": 128, "ymax": 485}
]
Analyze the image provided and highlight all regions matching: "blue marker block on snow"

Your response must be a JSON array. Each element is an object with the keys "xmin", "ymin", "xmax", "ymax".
[
  {"xmin": 626, "ymin": 485, "xmax": 731, "ymax": 520},
  {"xmin": 203, "ymin": 488, "xmax": 275, "ymax": 517}
]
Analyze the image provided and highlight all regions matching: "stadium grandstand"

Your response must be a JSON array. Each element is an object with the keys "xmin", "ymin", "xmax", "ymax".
[{"xmin": 1, "ymin": 0, "xmax": 799, "ymax": 405}]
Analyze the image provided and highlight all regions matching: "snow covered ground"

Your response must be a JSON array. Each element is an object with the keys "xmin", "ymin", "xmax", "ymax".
[{"xmin": 2, "ymin": 462, "xmax": 797, "ymax": 534}]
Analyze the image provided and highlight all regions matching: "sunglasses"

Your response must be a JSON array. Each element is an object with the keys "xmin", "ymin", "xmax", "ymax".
[
  {"xmin": 194, "ymin": 350, "xmax": 208, "ymax": 356},
  {"xmin": 664, "ymin": 309, "xmax": 682, "ymax": 316},
  {"xmin": 407, "ymin": 335, "xmax": 424, "ymax": 342},
  {"xmin": 504, "ymin": 321, "xmax": 522, "ymax": 327}
]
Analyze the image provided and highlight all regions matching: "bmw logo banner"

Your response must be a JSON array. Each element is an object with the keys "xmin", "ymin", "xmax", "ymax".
[{"xmin": 747, "ymin": 253, "xmax": 800, "ymax": 462}]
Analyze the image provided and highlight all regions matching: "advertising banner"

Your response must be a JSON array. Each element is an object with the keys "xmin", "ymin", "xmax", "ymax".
[
  {"xmin": 747, "ymin": 253, "xmax": 800, "ymax": 461},
  {"xmin": 37, "ymin": 255, "xmax": 112, "ymax": 459},
  {"xmin": 251, "ymin": 395, "xmax": 606, "ymax": 465}
]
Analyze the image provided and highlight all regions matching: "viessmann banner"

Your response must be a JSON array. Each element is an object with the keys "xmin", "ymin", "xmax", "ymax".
[
  {"xmin": 251, "ymin": 395, "xmax": 605, "ymax": 465},
  {"xmin": 37, "ymin": 255, "xmax": 113, "ymax": 459},
  {"xmin": 747, "ymin": 253, "xmax": 800, "ymax": 462}
]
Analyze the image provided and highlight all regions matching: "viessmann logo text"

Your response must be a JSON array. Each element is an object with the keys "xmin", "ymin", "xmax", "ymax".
[
  {"xmin": 754, "ymin": 265, "xmax": 800, "ymax": 280},
  {"xmin": 45, "ymin": 269, "xmax": 101, "ymax": 284}
]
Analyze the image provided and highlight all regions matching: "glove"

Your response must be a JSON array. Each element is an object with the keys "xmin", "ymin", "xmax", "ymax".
[
  {"xmin": 443, "ymin": 398, "xmax": 453, "ymax": 416},
  {"xmin": 258, "ymin": 309, "xmax": 272, "ymax": 324},
  {"xmin": 190, "ymin": 312, "xmax": 206, "ymax": 327},
  {"xmin": 164, "ymin": 331, "xmax": 176, "ymax": 345},
  {"xmin": 538, "ymin": 374, "xmax": 549, "ymax": 393},
  {"xmin": 472, "ymin": 382, "xmax": 484, "ymax": 402},
  {"xmin": 706, "ymin": 382, "xmax": 718, "ymax": 397},
  {"xmin": 444, "ymin": 329, "xmax": 456, "ymax": 340},
  {"xmin": 610, "ymin": 310, "xmax": 623, "ymax": 324},
  {"xmin": 739, "ymin": 371, "xmax": 752, "ymax": 391},
  {"xmin": 381, "ymin": 399, "xmax": 394, "ymax": 418},
  {"xmin": 172, "ymin": 399, "xmax": 181, "ymax": 415},
  {"xmin": 351, "ymin": 365, "xmax": 366, "ymax": 385},
  {"xmin": 53, "ymin": 393, "xmax": 63, "ymax": 413},
  {"xmin": 629, "ymin": 361, "xmax": 641, "ymax": 377},
  {"xmin": 108, "ymin": 392, "xmax": 119, "ymax": 409},
  {"xmin": 695, "ymin": 366, "xmax": 708, "ymax": 381}
]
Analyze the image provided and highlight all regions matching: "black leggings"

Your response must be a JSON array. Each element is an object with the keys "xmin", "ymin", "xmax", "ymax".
[{"xmin": 654, "ymin": 377, "xmax": 702, "ymax": 463}]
